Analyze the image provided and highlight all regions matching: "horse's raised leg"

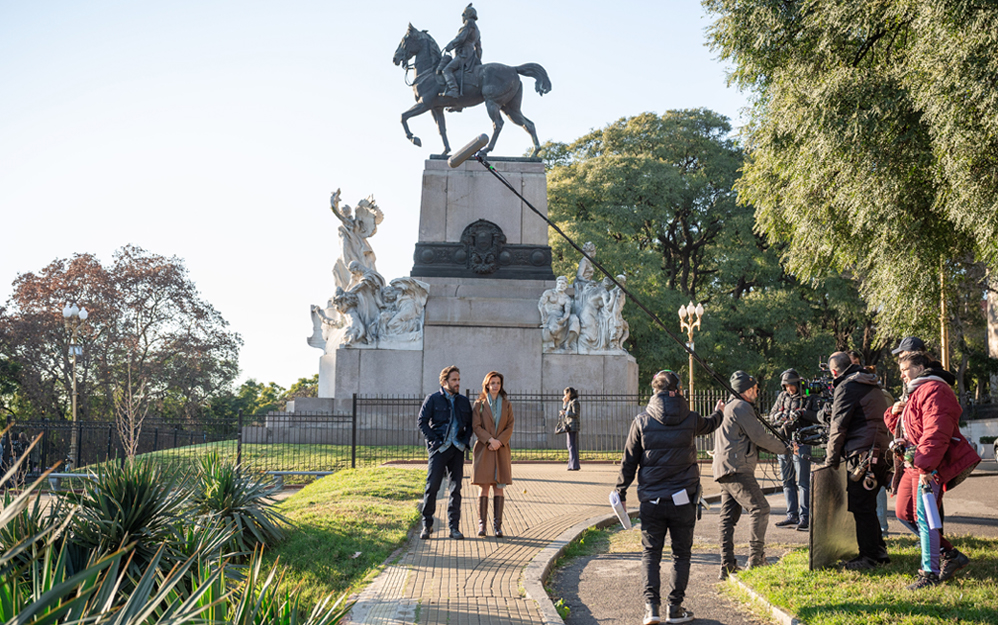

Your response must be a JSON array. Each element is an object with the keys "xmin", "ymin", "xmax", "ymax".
[
  {"xmin": 500, "ymin": 88, "xmax": 541, "ymax": 157},
  {"xmin": 481, "ymin": 99, "xmax": 504, "ymax": 154},
  {"xmin": 401, "ymin": 101, "xmax": 430, "ymax": 148},
  {"xmin": 431, "ymin": 107, "xmax": 451, "ymax": 157}
]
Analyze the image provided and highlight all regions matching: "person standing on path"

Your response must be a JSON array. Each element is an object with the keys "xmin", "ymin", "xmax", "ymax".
[
  {"xmin": 615, "ymin": 370, "xmax": 725, "ymax": 625},
  {"xmin": 713, "ymin": 371, "xmax": 790, "ymax": 580},
  {"xmin": 885, "ymin": 351, "xmax": 977, "ymax": 588},
  {"xmin": 824, "ymin": 351, "xmax": 892, "ymax": 570},
  {"xmin": 561, "ymin": 387, "xmax": 581, "ymax": 471},
  {"xmin": 768, "ymin": 368, "xmax": 819, "ymax": 531},
  {"xmin": 417, "ymin": 365, "xmax": 473, "ymax": 540},
  {"xmin": 471, "ymin": 371, "xmax": 515, "ymax": 537}
]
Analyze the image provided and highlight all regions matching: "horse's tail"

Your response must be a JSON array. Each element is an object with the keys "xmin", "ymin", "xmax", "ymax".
[{"xmin": 515, "ymin": 63, "xmax": 552, "ymax": 96}]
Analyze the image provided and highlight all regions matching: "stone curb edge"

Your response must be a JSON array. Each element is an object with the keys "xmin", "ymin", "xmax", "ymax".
[
  {"xmin": 522, "ymin": 486, "xmax": 782, "ymax": 625},
  {"xmin": 729, "ymin": 577, "xmax": 801, "ymax": 625}
]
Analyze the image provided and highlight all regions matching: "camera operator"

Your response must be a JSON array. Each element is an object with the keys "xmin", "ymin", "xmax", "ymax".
[
  {"xmin": 768, "ymin": 369, "xmax": 819, "ymax": 531},
  {"xmin": 615, "ymin": 370, "xmax": 725, "ymax": 625},
  {"xmin": 713, "ymin": 371, "xmax": 790, "ymax": 579},
  {"xmin": 824, "ymin": 352, "xmax": 892, "ymax": 570}
]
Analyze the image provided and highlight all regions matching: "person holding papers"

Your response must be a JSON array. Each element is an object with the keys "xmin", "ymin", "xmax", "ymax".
[{"xmin": 615, "ymin": 371, "xmax": 724, "ymax": 625}]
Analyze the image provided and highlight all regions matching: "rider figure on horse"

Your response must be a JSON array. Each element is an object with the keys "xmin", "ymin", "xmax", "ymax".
[{"xmin": 437, "ymin": 4, "xmax": 482, "ymax": 98}]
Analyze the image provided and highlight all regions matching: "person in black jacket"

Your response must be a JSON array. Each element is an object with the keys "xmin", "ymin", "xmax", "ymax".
[
  {"xmin": 615, "ymin": 371, "xmax": 724, "ymax": 625},
  {"xmin": 417, "ymin": 365, "xmax": 473, "ymax": 540},
  {"xmin": 768, "ymin": 369, "xmax": 819, "ymax": 531},
  {"xmin": 824, "ymin": 352, "xmax": 892, "ymax": 570}
]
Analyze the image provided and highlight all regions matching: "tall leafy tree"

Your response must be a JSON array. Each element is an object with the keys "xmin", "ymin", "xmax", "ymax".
[
  {"xmin": 703, "ymin": 0, "xmax": 998, "ymax": 339},
  {"xmin": 0, "ymin": 245, "xmax": 242, "ymax": 422},
  {"xmin": 542, "ymin": 109, "xmax": 863, "ymax": 387}
]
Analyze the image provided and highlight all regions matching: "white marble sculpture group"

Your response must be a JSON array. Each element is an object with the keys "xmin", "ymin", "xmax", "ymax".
[
  {"xmin": 309, "ymin": 190, "xmax": 430, "ymax": 352},
  {"xmin": 538, "ymin": 242, "xmax": 630, "ymax": 354}
]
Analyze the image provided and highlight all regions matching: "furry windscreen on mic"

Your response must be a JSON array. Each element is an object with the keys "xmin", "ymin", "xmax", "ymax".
[{"xmin": 448, "ymin": 134, "xmax": 489, "ymax": 168}]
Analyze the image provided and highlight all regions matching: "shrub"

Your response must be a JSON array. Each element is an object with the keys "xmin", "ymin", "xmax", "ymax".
[
  {"xmin": 65, "ymin": 460, "xmax": 190, "ymax": 579},
  {"xmin": 190, "ymin": 452, "xmax": 290, "ymax": 555}
]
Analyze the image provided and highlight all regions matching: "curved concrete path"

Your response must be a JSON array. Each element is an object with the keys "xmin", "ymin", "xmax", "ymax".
[{"xmin": 348, "ymin": 462, "xmax": 781, "ymax": 625}]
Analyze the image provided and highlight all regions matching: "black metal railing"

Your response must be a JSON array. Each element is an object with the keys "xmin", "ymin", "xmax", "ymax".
[{"xmin": 3, "ymin": 389, "xmax": 782, "ymax": 485}]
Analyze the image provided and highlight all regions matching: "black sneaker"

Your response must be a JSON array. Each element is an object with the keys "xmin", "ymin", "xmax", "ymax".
[
  {"xmin": 449, "ymin": 528, "xmax": 464, "ymax": 540},
  {"xmin": 419, "ymin": 526, "xmax": 432, "ymax": 539},
  {"xmin": 841, "ymin": 556, "xmax": 881, "ymax": 571},
  {"xmin": 939, "ymin": 548, "xmax": 969, "ymax": 581},
  {"xmin": 796, "ymin": 521, "xmax": 809, "ymax": 532},
  {"xmin": 643, "ymin": 603, "xmax": 660, "ymax": 625},
  {"xmin": 775, "ymin": 517, "xmax": 799, "ymax": 528},
  {"xmin": 666, "ymin": 605, "xmax": 694, "ymax": 623},
  {"xmin": 906, "ymin": 570, "xmax": 940, "ymax": 590},
  {"xmin": 718, "ymin": 562, "xmax": 740, "ymax": 580}
]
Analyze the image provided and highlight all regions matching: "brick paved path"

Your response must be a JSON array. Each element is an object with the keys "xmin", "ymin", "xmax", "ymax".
[{"xmin": 349, "ymin": 462, "xmax": 781, "ymax": 625}]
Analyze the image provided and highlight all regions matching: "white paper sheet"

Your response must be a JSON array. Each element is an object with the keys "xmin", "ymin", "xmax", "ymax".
[{"xmin": 608, "ymin": 491, "xmax": 632, "ymax": 529}]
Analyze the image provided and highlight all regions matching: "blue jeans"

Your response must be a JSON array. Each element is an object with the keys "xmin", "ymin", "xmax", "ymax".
[{"xmin": 777, "ymin": 446, "xmax": 811, "ymax": 523}]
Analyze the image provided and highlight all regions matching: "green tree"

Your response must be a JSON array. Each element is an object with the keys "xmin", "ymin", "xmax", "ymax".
[
  {"xmin": 542, "ymin": 109, "xmax": 862, "ymax": 387},
  {"xmin": 703, "ymin": 0, "xmax": 998, "ymax": 339}
]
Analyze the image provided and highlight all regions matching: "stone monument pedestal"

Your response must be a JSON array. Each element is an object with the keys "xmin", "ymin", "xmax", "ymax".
[{"xmin": 313, "ymin": 157, "xmax": 638, "ymax": 408}]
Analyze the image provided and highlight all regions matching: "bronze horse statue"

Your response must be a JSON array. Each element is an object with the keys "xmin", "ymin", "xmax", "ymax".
[{"xmin": 392, "ymin": 24, "xmax": 551, "ymax": 157}]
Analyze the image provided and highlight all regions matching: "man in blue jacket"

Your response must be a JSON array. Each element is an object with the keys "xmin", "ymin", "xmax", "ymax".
[
  {"xmin": 616, "ymin": 371, "xmax": 725, "ymax": 625},
  {"xmin": 418, "ymin": 365, "xmax": 473, "ymax": 539}
]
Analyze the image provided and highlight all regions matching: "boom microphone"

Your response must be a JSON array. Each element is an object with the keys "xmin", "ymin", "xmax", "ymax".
[{"xmin": 448, "ymin": 134, "xmax": 489, "ymax": 168}]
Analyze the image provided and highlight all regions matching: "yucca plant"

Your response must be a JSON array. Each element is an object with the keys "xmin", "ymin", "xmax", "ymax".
[
  {"xmin": 66, "ymin": 460, "xmax": 190, "ymax": 580},
  {"xmin": 225, "ymin": 549, "xmax": 353, "ymax": 625},
  {"xmin": 191, "ymin": 452, "xmax": 290, "ymax": 555}
]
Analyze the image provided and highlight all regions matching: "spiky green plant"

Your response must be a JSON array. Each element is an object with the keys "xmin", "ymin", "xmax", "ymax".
[
  {"xmin": 66, "ymin": 460, "xmax": 190, "ymax": 580},
  {"xmin": 190, "ymin": 452, "xmax": 290, "ymax": 555}
]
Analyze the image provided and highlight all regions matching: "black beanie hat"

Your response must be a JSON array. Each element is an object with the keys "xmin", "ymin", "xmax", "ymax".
[{"xmin": 730, "ymin": 371, "xmax": 757, "ymax": 393}]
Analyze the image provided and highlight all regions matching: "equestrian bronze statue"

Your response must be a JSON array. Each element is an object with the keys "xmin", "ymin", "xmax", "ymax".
[{"xmin": 392, "ymin": 6, "xmax": 551, "ymax": 157}]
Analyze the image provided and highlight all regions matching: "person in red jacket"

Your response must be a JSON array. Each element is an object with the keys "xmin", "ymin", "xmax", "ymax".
[{"xmin": 885, "ymin": 352, "xmax": 980, "ymax": 588}]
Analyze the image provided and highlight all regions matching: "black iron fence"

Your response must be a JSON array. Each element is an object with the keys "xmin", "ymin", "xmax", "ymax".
[{"xmin": 3, "ymin": 389, "xmax": 781, "ymax": 484}]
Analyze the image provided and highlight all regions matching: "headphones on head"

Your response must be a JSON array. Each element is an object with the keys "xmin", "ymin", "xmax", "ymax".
[{"xmin": 654, "ymin": 369, "xmax": 681, "ymax": 391}]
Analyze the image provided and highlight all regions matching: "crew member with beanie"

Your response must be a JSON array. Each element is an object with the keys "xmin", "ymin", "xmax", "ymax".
[{"xmin": 713, "ymin": 371, "xmax": 790, "ymax": 579}]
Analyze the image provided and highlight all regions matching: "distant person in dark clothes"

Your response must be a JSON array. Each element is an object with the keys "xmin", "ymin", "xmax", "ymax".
[
  {"xmin": 560, "ymin": 387, "xmax": 581, "ymax": 471},
  {"xmin": 616, "ymin": 370, "xmax": 725, "ymax": 625},
  {"xmin": 417, "ymin": 365, "xmax": 473, "ymax": 540}
]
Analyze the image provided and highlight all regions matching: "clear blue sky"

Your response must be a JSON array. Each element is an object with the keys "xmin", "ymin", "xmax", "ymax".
[{"xmin": 0, "ymin": 1, "xmax": 748, "ymax": 388}]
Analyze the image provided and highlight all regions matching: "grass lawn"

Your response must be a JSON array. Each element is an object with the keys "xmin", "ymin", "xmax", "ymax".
[
  {"xmin": 262, "ymin": 466, "xmax": 427, "ymax": 608},
  {"xmin": 730, "ymin": 535, "xmax": 998, "ymax": 625}
]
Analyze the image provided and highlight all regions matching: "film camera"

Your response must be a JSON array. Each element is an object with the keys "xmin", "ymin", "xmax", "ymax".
[{"xmin": 793, "ymin": 360, "xmax": 834, "ymax": 447}]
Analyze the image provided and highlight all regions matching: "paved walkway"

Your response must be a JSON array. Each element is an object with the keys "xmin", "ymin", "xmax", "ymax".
[{"xmin": 348, "ymin": 462, "xmax": 783, "ymax": 625}]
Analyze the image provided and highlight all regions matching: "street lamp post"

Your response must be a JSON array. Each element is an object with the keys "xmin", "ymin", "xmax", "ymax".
[
  {"xmin": 678, "ymin": 301, "xmax": 705, "ymax": 399},
  {"xmin": 63, "ymin": 302, "xmax": 88, "ymax": 470}
]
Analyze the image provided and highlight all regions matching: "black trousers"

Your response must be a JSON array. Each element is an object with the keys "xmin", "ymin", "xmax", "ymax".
[
  {"xmin": 640, "ymin": 498, "xmax": 697, "ymax": 607},
  {"xmin": 846, "ymin": 467, "xmax": 889, "ymax": 562},
  {"xmin": 422, "ymin": 445, "xmax": 465, "ymax": 530}
]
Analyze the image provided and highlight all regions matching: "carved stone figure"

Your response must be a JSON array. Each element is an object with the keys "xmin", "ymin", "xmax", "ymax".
[
  {"xmin": 345, "ymin": 260, "xmax": 386, "ymax": 343},
  {"xmin": 600, "ymin": 275, "xmax": 629, "ymax": 352},
  {"xmin": 376, "ymin": 277, "xmax": 430, "ymax": 346},
  {"xmin": 437, "ymin": 4, "xmax": 482, "ymax": 98},
  {"xmin": 576, "ymin": 280, "xmax": 607, "ymax": 353},
  {"xmin": 538, "ymin": 276, "xmax": 579, "ymax": 353},
  {"xmin": 332, "ymin": 288, "xmax": 365, "ymax": 347},
  {"xmin": 392, "ymin": 19, "xmax": 551, "ymax": 157},
  {"xmin": 330, "ymin": 189, "xmax": 385, "ymax": 291}
]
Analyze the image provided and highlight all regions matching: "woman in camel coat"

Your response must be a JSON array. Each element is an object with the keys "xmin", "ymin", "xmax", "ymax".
[{"xmin": 472, "ymin": 371, "xmax": 515, "ymax": 537}]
